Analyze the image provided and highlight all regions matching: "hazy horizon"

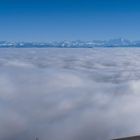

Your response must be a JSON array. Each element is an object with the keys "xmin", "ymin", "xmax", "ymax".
[{"xmin": 0, "ymin": 37, "xmax": 138, "ymax": 43}]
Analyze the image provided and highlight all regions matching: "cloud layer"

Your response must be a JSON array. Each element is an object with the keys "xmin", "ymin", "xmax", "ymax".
[{"xmin": 1, "ymin": 48, "xmax": 140, "ymax": 140}]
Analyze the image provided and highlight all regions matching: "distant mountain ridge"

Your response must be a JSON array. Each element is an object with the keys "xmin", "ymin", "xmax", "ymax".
[{"xmin": 0, "ymin": 38, "xmax": 140, "ymax": 48}]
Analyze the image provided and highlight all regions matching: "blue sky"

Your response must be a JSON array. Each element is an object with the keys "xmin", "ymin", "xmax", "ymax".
[{"xmin": 0, "ymin": 0, "xmax": 140, "ymax": 41}]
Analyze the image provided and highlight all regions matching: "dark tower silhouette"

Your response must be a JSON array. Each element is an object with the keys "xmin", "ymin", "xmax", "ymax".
[{"xmin": 35, "ymin": 136, "xmax": 39, "ymax": 140}]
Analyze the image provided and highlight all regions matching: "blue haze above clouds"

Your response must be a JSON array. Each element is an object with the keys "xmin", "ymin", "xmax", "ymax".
[{"xmin": 0, "ymin": 0, "xmax": 140, "ymax": 41}]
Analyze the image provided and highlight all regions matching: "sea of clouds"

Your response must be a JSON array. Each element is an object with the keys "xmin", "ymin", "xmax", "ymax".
[{"xmin": 1, "ymin": 48, "xmax": 140, "ymax": 140}]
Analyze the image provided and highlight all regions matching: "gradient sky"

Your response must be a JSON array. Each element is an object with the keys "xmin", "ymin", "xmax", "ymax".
[{"xmin": 0, "ymin": 0, "xmax": 140, "ymax": 41}]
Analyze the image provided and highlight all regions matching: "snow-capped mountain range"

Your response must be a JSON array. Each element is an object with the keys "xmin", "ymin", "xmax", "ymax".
[{"xmin": 0, "ymin": 38, "xmax": 140, "ymax": 48}]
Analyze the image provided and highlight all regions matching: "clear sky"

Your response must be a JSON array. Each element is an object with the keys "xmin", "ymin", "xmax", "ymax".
[{"xmin": 0, "ymin": 0, "xmax": 140, "ymax": 41}]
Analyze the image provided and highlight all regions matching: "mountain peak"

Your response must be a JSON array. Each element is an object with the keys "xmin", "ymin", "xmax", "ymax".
[{"xmin": 0, "ymin": 39, "xmax": 139, "ymax": 48}]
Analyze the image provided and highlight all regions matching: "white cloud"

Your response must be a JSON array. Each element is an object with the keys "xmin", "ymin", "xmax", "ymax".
[{"xmin": 0, "ymin": 48, "xmax": 140, "ymax": 140}]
